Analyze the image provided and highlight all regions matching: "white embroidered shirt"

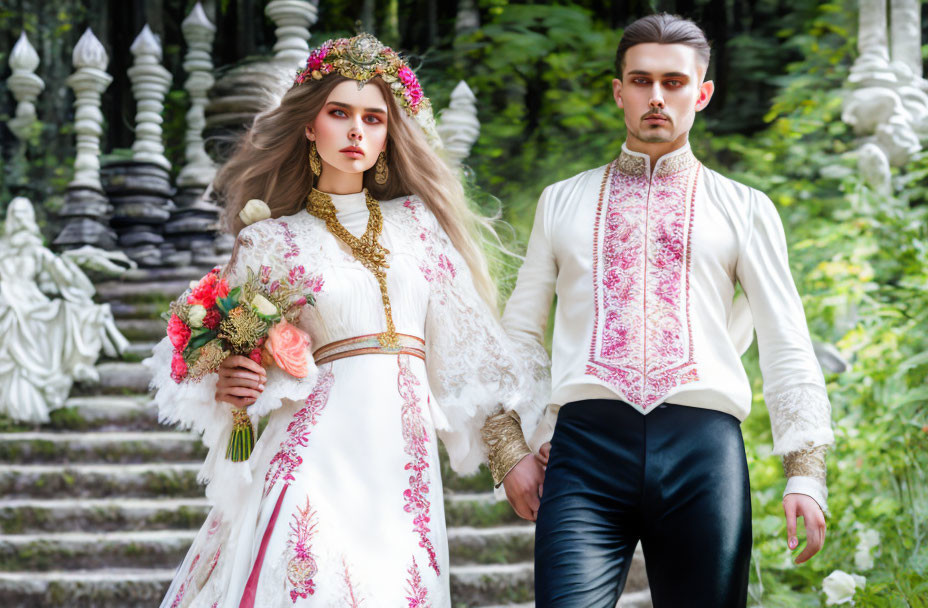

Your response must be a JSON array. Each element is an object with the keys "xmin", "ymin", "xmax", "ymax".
[{"xmin": 502, "ymin": 142, "xmax": 835, "ymax": 512}]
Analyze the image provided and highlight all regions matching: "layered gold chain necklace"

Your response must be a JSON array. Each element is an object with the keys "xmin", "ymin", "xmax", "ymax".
[{"xmin": 305, "ymin": 188, "xmax": 399, "ymax": 348}]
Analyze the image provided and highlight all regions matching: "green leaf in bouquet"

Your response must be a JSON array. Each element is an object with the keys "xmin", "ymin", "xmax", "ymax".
[
  {"xmin": 186, "ymin": 329, "xmax": 219, "ymax": 353},
  {"xmin": 216, "ymin": 286, "xmax": 242, "ymax": 314}
]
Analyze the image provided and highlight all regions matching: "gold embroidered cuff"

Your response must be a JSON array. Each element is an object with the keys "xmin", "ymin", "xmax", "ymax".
[
  {"xmin": 481, "ymin": 410, "xmax": 531, "ymax": 487},
  {"xmin": 782, "ymin": 445, "xmax": 827, "ymax": 484}
]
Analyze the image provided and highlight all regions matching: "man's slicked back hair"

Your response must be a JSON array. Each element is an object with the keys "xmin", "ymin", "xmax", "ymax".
[{"xmin": 615, "ymin": 13, "xmax": 711, "ymax": 79}]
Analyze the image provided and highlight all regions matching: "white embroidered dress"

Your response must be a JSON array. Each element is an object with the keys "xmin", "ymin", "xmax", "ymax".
[{"xmin": 145, "ymin": 193, "xmax": 538, "ymax": 608}]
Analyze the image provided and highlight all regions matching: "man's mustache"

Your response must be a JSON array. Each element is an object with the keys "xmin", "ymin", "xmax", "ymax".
[{"xmin": 641, "ymin": 110, "xmax": 671, "ymax": 122}]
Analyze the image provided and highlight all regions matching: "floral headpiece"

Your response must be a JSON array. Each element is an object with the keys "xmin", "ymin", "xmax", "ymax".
[{"xmin": 294, "ymin": 33, "xmax": 441, "ymax": 148}]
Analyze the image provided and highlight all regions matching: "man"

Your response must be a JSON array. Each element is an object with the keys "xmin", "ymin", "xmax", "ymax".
[{"xmin": 481, "ymin": 13, "xmax": 834, "ymax": 608}]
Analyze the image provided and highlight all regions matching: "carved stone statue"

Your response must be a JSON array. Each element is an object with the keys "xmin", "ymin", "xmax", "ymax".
[{"xmin": 0, "ymin": 197, "xmax": 129, "ymax": 423}]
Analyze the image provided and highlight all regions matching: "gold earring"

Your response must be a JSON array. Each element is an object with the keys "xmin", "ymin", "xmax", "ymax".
[
  {"xmin": 374, "ymin": 150, "xmax": 388, "ymax": 185},
  {"xmin": 309, "ymin": 141, "xmax": 322, "ymax": 177}
]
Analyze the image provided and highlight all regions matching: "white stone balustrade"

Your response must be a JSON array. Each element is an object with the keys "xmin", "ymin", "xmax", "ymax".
[
  {"xmin": 128, "ymin": 25, "xmax": 172, "ymax": 170},
  {"xmin": 265, "ymin": 0, "xmax": 319, "ymax": 67},
  {"xmin": 7, "ymin": 32, "xmax": 45, "ymax": 142},
  {"xmin": 67, "ymin": 28, "xmax": 113, "ymax": 192},
  {"xmin": 177, "ymin": 2, "xmax": 218, "ymax": 188}
]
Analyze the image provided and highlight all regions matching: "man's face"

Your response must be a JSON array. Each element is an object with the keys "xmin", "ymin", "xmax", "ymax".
[{"xmin": 613, "ymin": 43, "xmax": 712, "ymax": 147}]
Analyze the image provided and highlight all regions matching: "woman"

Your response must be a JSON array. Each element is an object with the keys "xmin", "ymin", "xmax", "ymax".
[{"xmin": 145, "ymin": 34, "xmax": 544, "ymax": 607}]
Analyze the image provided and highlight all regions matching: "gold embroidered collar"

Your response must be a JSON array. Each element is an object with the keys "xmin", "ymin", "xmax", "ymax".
[{"xmin": 616, "ymin": 143, "xmax": 698, "ymax": 178}]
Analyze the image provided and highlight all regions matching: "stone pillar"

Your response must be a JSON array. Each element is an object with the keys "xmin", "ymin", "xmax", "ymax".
[
  {"xmin": 7, "ymin": 32, "xmax": 45, "ymax": 143},
  {"xmin": 129, "ymin": 24, "xmax": 172, "ymax": 170},
  {"xmin": 53, "ymin": 28, "xmax": 117, "ymax": 252},
  {"xmin": 265, "ymin": 0, "xmax": 319, "ymax": 68},
  {"xmin": 170, "ymin": 2, "xmax": 225, "ymax": 267},
  {"xmin": 890, "ymin": 0, "xmax": 922, "ymax": 81},
  {"xmin": 436, "ymin": 81, "xmax": 480, "ymax": 169},
  {"xmin": 177, "ymin": 2, "xmax": 217, "ymax": 189}
]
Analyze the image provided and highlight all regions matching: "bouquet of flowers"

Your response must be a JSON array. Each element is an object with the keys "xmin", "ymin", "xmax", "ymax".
[{"xmin": 164, "ymin": 265, "xmax": 316, "ymax": 461}]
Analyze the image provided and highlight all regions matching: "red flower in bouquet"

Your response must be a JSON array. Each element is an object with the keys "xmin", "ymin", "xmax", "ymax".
[
  {"xmin": 167, "ymin": 314, "xmax": 191, "ymax": 350},
  {"xmin": 170, "ymin": 351, "xmax": 188, "ymax": 383},
  {"xmin": 202, "ymin": 309, "xmax": 222, "ymax": 330},
  {"xmin": 188, "ymin": 269, "xmax": 222, "ymax": 308}
]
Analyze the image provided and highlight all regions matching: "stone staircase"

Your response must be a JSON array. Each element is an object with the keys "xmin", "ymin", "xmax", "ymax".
[{"xmin": 0, "ymin": 267, "xmax": 652, "ymax": 608}]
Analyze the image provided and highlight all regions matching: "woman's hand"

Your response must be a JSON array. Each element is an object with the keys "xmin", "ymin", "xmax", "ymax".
[{"xmin": 215, "ymin": 355, "xmax": 266, "ymax": 408}]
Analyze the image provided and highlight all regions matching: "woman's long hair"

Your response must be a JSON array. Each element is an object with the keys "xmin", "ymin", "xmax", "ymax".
[{"xmin": 214, "ymin": 74, "xmax": 501, "ymax": 310}]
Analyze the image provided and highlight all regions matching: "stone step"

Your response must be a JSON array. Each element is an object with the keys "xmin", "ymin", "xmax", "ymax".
[
  {"xmin": 0, "ymin": 569, "xmax": 174, "ymax": 608},
  {"xmin": 0, "ymin": 564, "xmax": 545, "ymax": 607},
  {"xmin": 0, "ymin": 525, "xmax": 543, "ymax": 572},
  {"xmin": 101, "ymin": 340, "xmax": 158, "ymax": 363},
  {"xmin": 450, "ymin": 562, "xmax": 534, "ymax": 605},
  {"xmin": 107, "ymin": 301, "xmax": 170, "ymax": 320},
  {"xmin": 448, "ymin": 524, "xmax": 534, "ymax": 565},
  {"xmin": 0, "ymin": 463, "xmax": 203, "ymax": 499},
  {"xmin": 56, "ymin": 395, "xmax": 160, "ymax": 431},
  {"xmin": 95, "ymin": 278, "xmax": 194, "ymax": 304},
  {"xmin": 0, "ymin": 530, "xmax": 197, "ymax": 571},
  {"xmin": 115, "ymin": 318, "xmax": 166, "ymax": 341},
  {"xmin": 71, "ymin": 362, "xmax": 153, "ymax": 396},
  {"xmin": 445, "ymin": 491, "xmax": 524, "ymax": 528},
  {"xmin": 0, "ymin": 497, "xmax": 210, "ymax": 534},
  {"xmin": 0, "ymin": 431, "xmax": 205, "ymax": 465},
  {"xmin": 0, "ymin": 493, "xmax": 520, "ymax": 535}
]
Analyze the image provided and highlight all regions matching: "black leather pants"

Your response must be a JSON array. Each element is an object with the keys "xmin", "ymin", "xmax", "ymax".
[{"xmin": 534, "ymin": 399, "xmax": 752, "ymax": 608}]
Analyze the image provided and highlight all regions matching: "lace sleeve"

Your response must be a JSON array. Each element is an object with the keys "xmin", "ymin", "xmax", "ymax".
[
  {"xmin": 735, "ymin": 191, "xmax": 835, "ymax": 513},
  {"xmin": 142, "ymin": 220, "xmax": 319, "ymax": 494},
  {"xmin": 401, "ymin": 199, "xmax": 547, "ymax": 475}
]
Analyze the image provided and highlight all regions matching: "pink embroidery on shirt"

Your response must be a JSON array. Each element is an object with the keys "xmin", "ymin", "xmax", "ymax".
[
  {"xmin": 587, "ymin": 157, "xmax": 701, "ymax": 409},
  {"xmin": 287, "ymin": 495, "xmax": 319, "ymax": 602},
  {"xmin": 397, "ymin": 355, "xmax": 440, "ymax": 576},
  {"xmin": 264, "ymin": 366, "xmax": 335, "ymax": 497},
  {"xmin": 405, "ymin": 556, "xmax": 431, "ymax": 608}
]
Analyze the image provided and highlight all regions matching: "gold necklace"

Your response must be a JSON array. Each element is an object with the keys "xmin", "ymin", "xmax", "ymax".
[{"xmin": 305, "ymin": 188, "xmax": 399, "ymax": 348}]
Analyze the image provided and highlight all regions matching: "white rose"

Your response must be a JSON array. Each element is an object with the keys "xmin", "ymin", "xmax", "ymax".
[
  {"xmin": 854, "ymin": 529, "xmax": 880, "ymax": 570},
  {"xmin": 823, "ymin": 570, "xmax": 866, "ymax": 606},
  {"xmin": 239, "ymin": 199, "xmax": 271, "ymax": 226},
  {"xmin": 250, "ymin": 293, "xmax": 278, "ymax": 317},
  {"xmin": 187, "ymin": 304, "xmax": 207, "ymax": 328}
]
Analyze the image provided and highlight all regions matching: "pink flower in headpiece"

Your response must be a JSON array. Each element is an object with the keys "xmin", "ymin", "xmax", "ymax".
[
  {"xmin": 306, "ymin": 42, "xmax": 332, "ymax": 72},
  {"xmin": 397, "ymin": 65, "xmax": 424, "ymax": 110}
]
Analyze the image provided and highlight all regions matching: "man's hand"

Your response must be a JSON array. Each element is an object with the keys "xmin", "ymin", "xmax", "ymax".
[
  {"xmin": 215, "ymin": 355, "xmax": 266, "ymax": 408},
  {"xmin": 502, "ymin": 454, "xmax": 545, "ymax": 522},
  {"xmin": 783, "ymin": 493, "xmax": 826, "ymax": 564}
]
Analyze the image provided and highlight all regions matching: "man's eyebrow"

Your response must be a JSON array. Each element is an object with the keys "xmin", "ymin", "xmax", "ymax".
[
  {"xmin": 327, "ymin": 101, "xmax": 388, "ymax": 113},
  {"xmin": 626, "ymin": 70, "xmax": 690, "ymax": 79}
]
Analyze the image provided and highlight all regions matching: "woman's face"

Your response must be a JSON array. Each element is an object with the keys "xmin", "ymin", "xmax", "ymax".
[{"xmin": 306, "ymin": 80, "xmax": 389, "ymax": 178}]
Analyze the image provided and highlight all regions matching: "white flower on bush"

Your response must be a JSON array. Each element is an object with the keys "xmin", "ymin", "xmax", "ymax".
[
  {"xmin": 854, "ymin": 529, "xmax": 880, "ymax": 570},
  {"xmin": 823, "ymin": 570, "xmax": 866, "ymax": 605}
]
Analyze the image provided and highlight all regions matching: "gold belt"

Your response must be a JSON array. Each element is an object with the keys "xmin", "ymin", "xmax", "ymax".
[{"xmin": 313, "ymin": 332, "xmax": 425, "ymax": 366}]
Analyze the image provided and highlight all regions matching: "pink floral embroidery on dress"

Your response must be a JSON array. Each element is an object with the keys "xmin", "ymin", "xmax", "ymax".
[
  {"xmin": 587, "ymin": 153, "xmax": 701, "ymax": 409},
  {"xmin": 397, "ymin": 355, "xmax": 440, "ymax": 576},
  {"xmin": 341, "ymin": 557, "xmax": 365, "ymax": 607},
  {"xmin": 279, "ymin": 221, "xmax": 301, "ymax": 259},
  {"xmin": 264, "ymin": 366, "xmax": 336, "ymax": 496},
  {"xmin": 287, "ymin": 495, "xmax": 319, "ymax": 602},
  {"xmin": 169, "ymin": 553, "xmax": 200, "ymax": 608},
  {"xmin": 403, "ymin": 199, "xmax": 456, "ymax": 290},
  {"xmin": 405, "ymin": 556, "xmax": 431, "ymax": 608}
]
